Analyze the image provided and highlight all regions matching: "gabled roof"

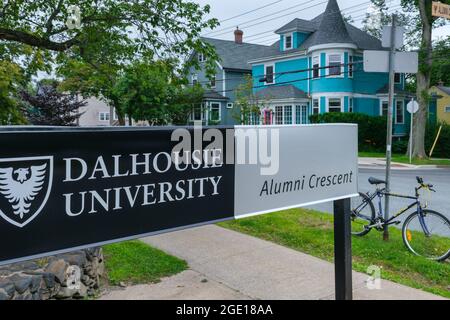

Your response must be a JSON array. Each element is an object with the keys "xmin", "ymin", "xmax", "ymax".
[
  {"xmin": 275, "ymin": 18, "xmax": 316, "ymax": 34},
  {"xmin": 203, "ymin": 90, "xmax": 229, "ymax": 101},
  {"xmin": 436, "ymin": 86, "xmax": 450, "ymax": 95},
  {"xmin": 200, "ymin": 37, "xmax": 274, "ymax": 71},
  {"xmin": 259, "ymin": 0, "xmax": 383, "ymax": 61},
  {"xmin": 255, "ymin": 85, "xmax": 308, "ymax": 100}
]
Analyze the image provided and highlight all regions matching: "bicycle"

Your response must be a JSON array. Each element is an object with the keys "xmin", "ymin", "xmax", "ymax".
[{"xmin": 350, "ymin": 176, "xmax": 450, "ymax": 262}]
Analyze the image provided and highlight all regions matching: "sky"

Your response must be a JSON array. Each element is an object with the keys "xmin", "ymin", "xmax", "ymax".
[{"xmin": 193, "ymin": 0, "xmax": 450, "ymax": 45}]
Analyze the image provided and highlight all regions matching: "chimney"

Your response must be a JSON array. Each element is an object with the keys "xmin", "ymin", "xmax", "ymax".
[{"xmin": 234, "ymin": 27, "xmax": 243, "ymax": 44}]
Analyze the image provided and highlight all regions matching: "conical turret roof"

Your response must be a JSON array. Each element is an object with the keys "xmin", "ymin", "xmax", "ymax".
[{"xmin": 310, "ymin": 0, "xmax": 354, "ymax": 46}]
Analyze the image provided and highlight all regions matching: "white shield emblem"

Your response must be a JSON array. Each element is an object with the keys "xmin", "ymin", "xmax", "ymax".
[{"xmin": 0, "ymin": 156, "xmax": 53, "ymax": 228}]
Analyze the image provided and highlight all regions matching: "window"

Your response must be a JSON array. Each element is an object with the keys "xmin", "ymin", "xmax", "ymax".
[
  {"xmin": 192, "ymin": 74, "xmax": 198, "ymax": 85},
  {"xmin": 395, "ymin": 100, "xmax": 404, "ymax": 124},
  {"xmin": 275, "ymin": 106, "xmax": 283, "ymax": 124},
  {"xmin": 113, "ymin": 109, "xmax": 119, "ymax": 121},
  {"xmin": 265, "ymin": 65, "xmax": 274, "ymax": 84},
  {"xmin": 313, "ymin": 56, "xmax": 320, "ymax": 79},
  {"xmin": 445, "ymin": 106, "xmax": 450, "ymax": 113},
  {"xmin": 227, "ymin": 103, "xmax": 234, "ymax": 109},
  {"xmin": 394, "ymin": 73, "xmax": 401, "ymax": 84},
  {"xmin": 285, "ymin": 34, "xmax": 293, "ymax": 50},
  {"xmin": 381, "ymin": 101, "xmax": 389, "ymax": 116},
  {"xmin": 284, "ymin": 105, "xmax": 292, "ymax": 124},
  {"xmin": 313, "ymin": 99, "xmax": 320, "ymax": 114},
  {"xmin": 210, "ymin": 75, "xmax": 216, "ymax": 88},
  {"xmin": 349, "ymin": 98, "xmax": 353, "ymax": 113},
  {"xmin": 349, "ymin": 56, "xmax": 353, "ymax": 78},
  {"xmin": 328, "ymin": 98, "xmax": 342, "ymax": 113},
  {"xmin": 210, "ymin": 103, "xmax": 220, "ymax": 121},
  {"xmin": 295, "ymin": 105, "xmax": 308, "ymax": 124},
  {"xmin": 99, "ymin": 112, "xmax": 110, "ymax": 121},
  {"xmin": 198, "ymin": 53, "xmax": 205, "ymax": 62},
  {"xmin": 328, "ymin": 54, "xmax": 342, "ymax": 76},
  {"xmin": 263, "ymin": 109, "xmax": 273, "ymax": 125},
  {"xmin": 192, "ymin": 103, "xmax": 203, "ymax": 121}
]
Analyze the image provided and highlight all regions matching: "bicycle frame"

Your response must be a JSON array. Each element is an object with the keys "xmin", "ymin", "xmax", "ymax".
[{"xmin": 360, "ymin": 186, "xmax": 432, "ymax": 236}]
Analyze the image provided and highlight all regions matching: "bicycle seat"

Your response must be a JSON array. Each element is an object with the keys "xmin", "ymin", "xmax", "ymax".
[{"xmin": 368, "ymin": 177, "xmax": 386, "ymax": 185}]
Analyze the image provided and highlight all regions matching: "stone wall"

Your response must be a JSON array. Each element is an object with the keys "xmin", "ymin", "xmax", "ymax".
[{"xmin": 0, "ymin": 248, "xmax": 105, "ymax": 300}]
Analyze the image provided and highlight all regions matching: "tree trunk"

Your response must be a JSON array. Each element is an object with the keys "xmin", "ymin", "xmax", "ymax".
[{"xmin": 411, "ymin": 0, "xmax": 433, "ymax": 159}]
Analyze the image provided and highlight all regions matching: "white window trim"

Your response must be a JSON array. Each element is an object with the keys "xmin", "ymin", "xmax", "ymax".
[
  {"xmin": 312, "ymin": 55, "xmax": 320, "ymax": 80},
  {"xmin": 227, "ymin": 102, "xmax": 234, "ymax": 109},
  {"xmin": 210, "ymin": 102, "xmax": 221, "ymax": 122},
  {"xmin": 348, "ymin": 55, "xmax": 353, "ymax": 78},
  {"xmin": 210, "ymin": 75, "xmax": 216, "ymax": 89},
  {"xmin": 265, "ymin": 64, "xmax": 275, "ymax": 85},
  {"xmin": 284, "ymin": 33, "xmax": 293, "ymax": 50},
  {"xmin": 349, "ymin": 97, "xmax": 353, "ymax": 112},
  {"xmin": 380, "ymin": 99, "xmax": 389, "ymax": 116},
  {"xmin": 312, "ymin": 98, "xmax": 320, "ymax": 114},
  {"xmin": 326, "ymin": 97, "xmax": 343, "ymax": 113},
  {"xmin": 445, "ymin": 105, "xmax": 450, "ymax": 113},
  {"xmin": 395, "ymin": 100, "xmax": 405, "ymax": 124},
  {"xmin": 191, "ymin": 74, "xmax": 198, "ymax": 85},
  {"xmin": 198, "ymin": 52, "xmax": 205, "ymax": 63},
  {"xmin": 191, "ymin": 103, "xmax": 205, "ymax": 121},
  {"xmin": 99, "ymin": 112, "xmax": 110, "ymax": 121},
  {"xmin": 326, "ymin": 53, "xmax": 344, "ymax": 78}
]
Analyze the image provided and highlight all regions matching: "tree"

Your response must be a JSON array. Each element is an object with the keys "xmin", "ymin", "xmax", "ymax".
[
  {"xmin": 233, "ymin": 75, "xmax": 269, "ymax": 125},
  {"xmin": 112, "ymin": 60, "xmax": 204, "ymax": 125},
  {"xmin": 1, "ymin": 1, "xmax": 220, "ymax": 124},
  {"xmin": 20, "ymin": 80, "xmax": 86, "ymax": 125},
  {"xmin": 0, "ymin": 60, "xmax": 26, "ymax": 124},
  {"xmin": 363, "ymin": 0, "xmax": 449, "ymax": 158}
]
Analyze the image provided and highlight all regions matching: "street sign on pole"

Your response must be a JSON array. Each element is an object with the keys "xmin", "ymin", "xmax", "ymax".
[
  {"xmin": 382, "ymin": 26, "xmax": 405, "ymax": 49},
  {"xmin": 432, "ymin": 1, "xmax": 450, "ymax": 19},
  {"xmin": 363, "ymin": 51, "xmax": 418, "ymax": 73},
  {"xmin": 407, "ymin": 99, "xmax": 419, "ymax": 164},
  {"xmin": 383, "ymin": 14, "xmax": 397, "ymax": 241}
]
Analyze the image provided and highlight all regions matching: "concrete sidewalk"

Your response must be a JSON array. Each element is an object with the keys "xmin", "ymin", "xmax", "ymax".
[
  {"xmin": 101, "ymin": 225, "xmax": 445, "ymax": 300},
  {"xmin": 358, "ymin": 157, "xmax": 449, "ymax": 170}
]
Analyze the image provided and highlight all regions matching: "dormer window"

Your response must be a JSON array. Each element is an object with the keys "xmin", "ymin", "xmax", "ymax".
[{"xmin": 284, "ymin": 34, "xmax": 293, "ymax": 50}]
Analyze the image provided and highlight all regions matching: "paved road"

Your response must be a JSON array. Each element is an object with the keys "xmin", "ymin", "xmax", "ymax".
[{"xmin": 307, "ymin": 167, "xmax": 450, "ymax": 231}]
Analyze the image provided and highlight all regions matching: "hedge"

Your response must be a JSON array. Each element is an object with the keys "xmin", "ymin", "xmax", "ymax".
[{"xmin": 309, "ymin": 112, "xmax": 387, "ymax": 152}]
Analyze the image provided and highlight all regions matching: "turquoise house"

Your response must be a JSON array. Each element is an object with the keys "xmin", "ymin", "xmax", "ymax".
[{"xmin": 247, "ymin": 0, "xmax": 413, "ymax": 136}]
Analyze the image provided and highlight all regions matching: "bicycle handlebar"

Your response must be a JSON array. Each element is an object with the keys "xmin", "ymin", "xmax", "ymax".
[{"xmin": 416, "ymin": 176, "xmax": 436, "ymax": 192}]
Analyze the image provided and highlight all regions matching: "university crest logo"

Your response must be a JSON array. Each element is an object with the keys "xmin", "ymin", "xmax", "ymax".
[{"xmin": 0, "ymin": 156, "xmax": 53, "ymax": 228}]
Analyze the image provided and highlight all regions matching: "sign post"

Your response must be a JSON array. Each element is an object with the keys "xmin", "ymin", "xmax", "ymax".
[
  {"xmin": 333, "ymin": 198, "xmax": 352, "ymax": 300},
  {"xmin": 407, "ymin": 99, "xmax": 419, "ymax": 164}
]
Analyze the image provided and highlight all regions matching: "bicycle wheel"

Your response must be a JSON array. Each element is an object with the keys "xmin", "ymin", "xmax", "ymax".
[
  {"xmin": 350, "ymin": 192, "xmax": 375, "ymax": 236},
  {"xmin": 402, "ymin": 210, "xmax": 450, "ymax": 262}
]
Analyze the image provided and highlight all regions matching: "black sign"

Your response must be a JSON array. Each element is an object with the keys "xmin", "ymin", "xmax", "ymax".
[{"xmin": 0, "ymin": 127, "xmax": 234, "ymax": 265}]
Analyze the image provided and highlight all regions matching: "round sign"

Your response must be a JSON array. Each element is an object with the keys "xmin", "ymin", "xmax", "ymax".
[{"xmin": 407, "ymin": 100, "xmax": 419, "ymax": 114}]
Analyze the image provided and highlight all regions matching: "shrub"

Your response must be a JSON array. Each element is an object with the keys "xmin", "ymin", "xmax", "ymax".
[
  {"xmin": 392, "ymin": 139, "xmax": 409, "ymax": 154},
  {"xmin": 309, "ymin": 112, "xmax": 387, "ymax": 152}
]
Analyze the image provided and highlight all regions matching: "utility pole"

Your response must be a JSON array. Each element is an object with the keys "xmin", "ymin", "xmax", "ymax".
[{"xmin": 384, "ymin": 14, "xmax": 397, "ymax": 241}]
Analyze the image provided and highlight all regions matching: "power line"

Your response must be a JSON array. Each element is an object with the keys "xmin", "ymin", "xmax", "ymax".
[
  {"xmin": 207, "ymin": 0, "xmax": 373, "ymax": 39},
  {"xmin": 190, "ymin": 61, "xmax": 364, "ymax": 87},
  {"xmin": 205, "ymin": 0, "xmax": 324, "ymax": 37},
  {"xmin": 217, "ymin": 0, "xmax": 284, "ymax": 24}
]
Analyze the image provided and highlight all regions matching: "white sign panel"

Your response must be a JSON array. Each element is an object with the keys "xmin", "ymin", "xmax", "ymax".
[
  {"xmin": 382, "ymin": 26, "xmax": 405, "ymax": 49},
  {"xmin": 363, "ymin": 51, "xmax": 418, "ymax": 74},
  {"xmin": 234, "ymin": 125, "xmax": 359, "ymax": 218},
  {"xmin": 407, "ymin": 100, "xmax": 419, "ymax": 114}
]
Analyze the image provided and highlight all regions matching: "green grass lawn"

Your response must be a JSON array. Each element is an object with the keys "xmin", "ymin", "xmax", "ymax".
[
  {"xmin": 219, "ymin": 208, "xmax": 450, "ymax": 298},
  {"xmin": 103, "ymin": 240, "xmax": 188, "ymax": 286},
  {"xmin": 359, "ymin": 151, "xmax": 450, "ymax": 166}
]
